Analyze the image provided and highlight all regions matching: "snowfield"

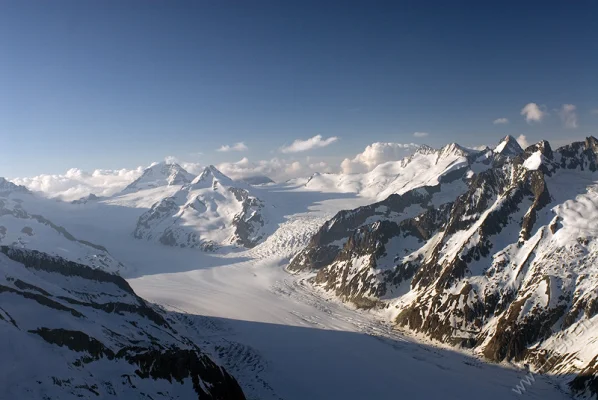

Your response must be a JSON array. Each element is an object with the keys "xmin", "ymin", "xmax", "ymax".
[
  {"xmin": 4, "ymin": 140, "xmax": 589, "ymax": 399},
  {"xmin": 24, "ymin": 177, "xmax": 568, "ymax": 400}
]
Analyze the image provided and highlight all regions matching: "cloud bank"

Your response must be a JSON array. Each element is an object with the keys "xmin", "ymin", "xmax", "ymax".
[
  {"xmin": 341, "ymin": 142, "xmax": 417, "ymax": 174},
  {"xmin": 216, "ymin": 157, "xmax": 332, "ymax": 182},
  {"xmin": 12, "ymin": 167, "xmax": 145, "ymax": 201}
]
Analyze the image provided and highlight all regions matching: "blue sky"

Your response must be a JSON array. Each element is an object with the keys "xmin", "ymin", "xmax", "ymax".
[{"xmin": 1, "ymin": 0, "xmax": 597, "ymax": 178}]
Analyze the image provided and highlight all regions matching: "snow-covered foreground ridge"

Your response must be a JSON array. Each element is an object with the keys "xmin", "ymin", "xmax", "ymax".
[
  {"xmin": 0, "ymin": 135, "xmax": 596, "ymax": 399},
  {"xmin": 0, "ymin": 247, "xmax": 245, "ymax": 400},
  {"xmin": 291, "ymin": 135, "xmax": 598, "ymax": 398}
]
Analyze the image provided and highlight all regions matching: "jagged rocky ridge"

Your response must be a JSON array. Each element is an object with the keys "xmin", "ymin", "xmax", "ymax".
[
  {"xmin": 290, "ymin": 136, "xmax": 598, "ymax": 398},
  {"xmin": 0, "ymin": 246, "xmax": 245, "ymax": 400},
  {"xmin": 133, "ymin": 165, "xmax": 270, "ymax": 250}
]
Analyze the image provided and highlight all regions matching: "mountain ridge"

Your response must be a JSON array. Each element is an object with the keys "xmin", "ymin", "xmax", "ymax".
[{"xmin": 289, "ymin": 135, "xmax": 598, "ymax": 398}]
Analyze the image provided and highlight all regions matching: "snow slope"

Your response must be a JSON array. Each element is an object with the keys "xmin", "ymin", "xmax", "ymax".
[
  {"xmin": 0, "ymin": 247, "xmax": 245, "ymax": 400},
  {"xmin": 299, "ymin": 142, "xmax": 478, "ymax": 201},
  {"xmin": 0, "ymin": 181, "xmax": 125, "ymax": 274},
  {"xmin": 120, "ymin": 161, "xmax": 195, "ymax": 194}
]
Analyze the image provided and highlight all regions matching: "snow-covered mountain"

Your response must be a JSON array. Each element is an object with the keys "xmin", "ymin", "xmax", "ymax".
[
  {"xmin": 290, "ymin": 135, "xmax": 598, "ymax": 398},
  {"xmin": 121, "ymin": 161, "xmax": 195, "ymax": 194},
  {"xmin": 0, "ymin": 246, "xmax": 245, "ymax": 399},
  {"xmin": 0, "ymin": 180, "xmax": 125, "ymax": 273},
  {"xmin": 0, "ymin": 177, "xmax": 31, "ymax": 196},
  {"xmin": 295, "ymin": 142, "xmax": 482, "ymax": 201},
  {"xmin": 133, "ymin": 166, "xmax": 272, "ymax": 250},
  {"xmin": 492, "ymin": 133, "xmax": 523, "ymax": 157}
]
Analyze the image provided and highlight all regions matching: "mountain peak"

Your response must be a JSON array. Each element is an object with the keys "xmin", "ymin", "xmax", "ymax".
[
  {"xmin": 121, "ymin": 162, "xmax": 194, "ymax": 193},
  {"xmin": 191, "ymin": 165, "xmax": 233, "ymax": 186},
  {"xmin": 527, "ymin": 139, "xmax": 553, "ymax": 158},
  {"xmin": 438, "ymin": 142, "xmax": 472, "ymax": 158},
  {"xmin": 585, "ymin": 136, "xmax": 598, "ymax": 150},
  {"xmin": 494, "ymin": 135, "xmax": 523, "ymax": 156},
  {"xmin": 0, "ymin": 178, "xmax": 30, "ymax": 195}
]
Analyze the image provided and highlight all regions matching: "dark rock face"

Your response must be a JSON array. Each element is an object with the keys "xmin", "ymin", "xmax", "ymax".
[
  {"xmin": 289, "ymin": 183, "xmax": 450, "ymax": 273},
  {"xmin": 292, "ymin": 137, "xmax": 598, "ymax": 390},
  {"xmin": 133, "ymin": 196, "xmax": 179, "ymax": 240},
  {"xmin": 228, "ymin": 187, "xmax": 266, "ymax": 248},
  {"xmin": 31, "ymin": 328, "xmax": 115, "ymax": 359},
  {"xmin": 571, "ymin": 354, "xmax": 598, "ymax": 398},
  {"xmin": 124, "ymin": 349, "xmax": 245, "ymax": 400},
  {"xmin": 71, "ymin": 193, "xmax": 100, "ymax": 204},
  {"xmin": 0, "ymin": 247, "xmax": 246, "ymax": 400},
  {"xmin": 312, "ymin": 203, "xmax": 454, "ymax": 307}
]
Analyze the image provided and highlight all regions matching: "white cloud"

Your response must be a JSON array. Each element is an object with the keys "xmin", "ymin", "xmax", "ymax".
[
  {"xmin": 520, "ymin": 103, "xmax": 547, "ymax": 123},
  {"xmin": 12, "ymin": 167, "xmax": 145, "ymax": 201},
  {"xmin": 591, "ymin": 109, "xmax": 598, "ymax": 115},
  {"xmin": 493, "ymin": 118, "xmax": 509, "ymax": 125},
  {"xmin": 413, "ymin": 132, "xmax": 429, "ymax": 138},
  {"xmin": 217, "ymin": 157, "xmax": 332, "ymax": 182},
  {"xmin": 280, "ymin": 135, "xmax": 338, "ymax": 153},
  {"xmin": 558, "ymin": 104, "xmax": 578, "ymax": 129},
  {"xmin": 179, "ymin": 162, "xmax": 204, "ymax": 175},
  {"xmin": 309, "ymin": 161, "xmax": 329, "ymax": 170},
  {"xmin": 217, "ymin": 142, "xmax": 248, "ymax": 152},
  {"xmin": 341, "ymin": 142, "xmax": 417, "ymax": 174},
  {"xmin": 516, "ymin": 134, "xmax": 529, "ymax": 149}
]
